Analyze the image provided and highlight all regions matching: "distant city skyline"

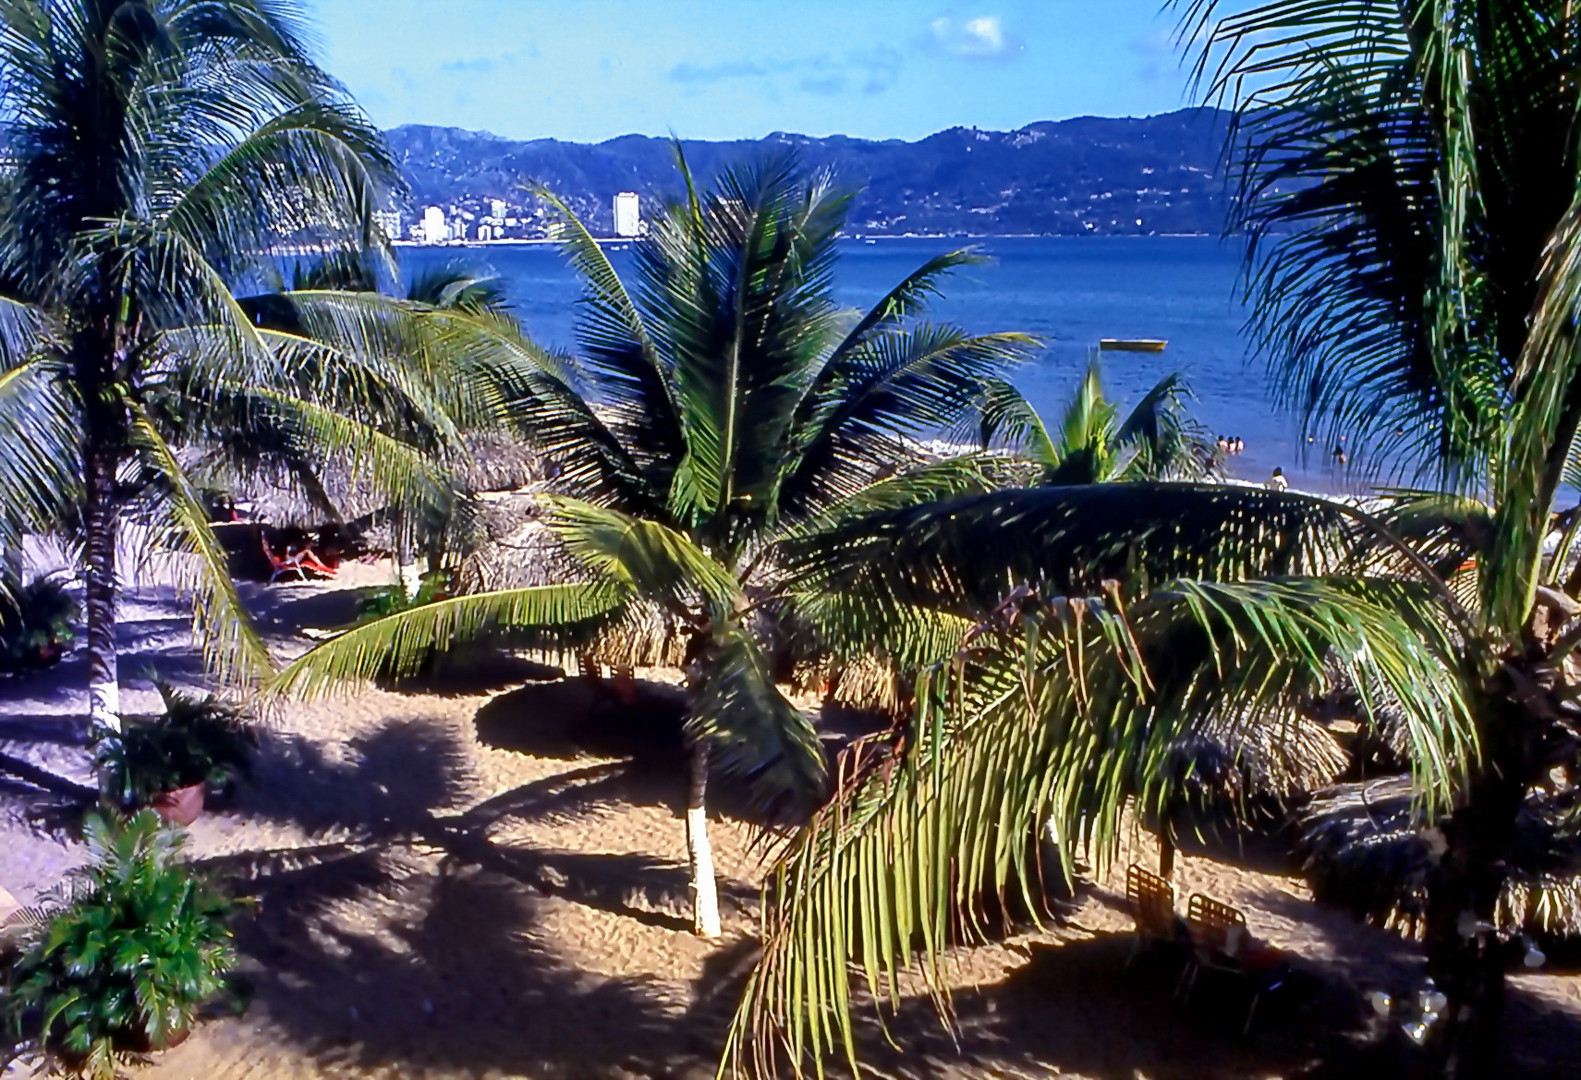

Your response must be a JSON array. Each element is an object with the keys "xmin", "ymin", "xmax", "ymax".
[{"xmin": 306, "ymin": 1, "xmax": 1218, "ymax": 144}]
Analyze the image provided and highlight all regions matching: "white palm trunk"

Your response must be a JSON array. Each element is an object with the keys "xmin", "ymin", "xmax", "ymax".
[
  {"xmin": 84, "ymin": 442, "xmax": 121, "ymax": 735},
  {"xmin": 686, "ymin": 739, "xmax": 722, "ymax": 938}
]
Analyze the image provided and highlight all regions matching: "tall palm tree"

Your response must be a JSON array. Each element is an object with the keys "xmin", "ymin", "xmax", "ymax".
[
  {"xmin": 0, "ymin": 0, "xmax": 463, "ymax": 734},
  {"xmin": 721, "ymin": 3, "xmax": 1581, "ymax": 1077},
  {"xmin": 981, "ymin": 357, "xmax": 1217, "ymax": 484},
  {"xmin": 273, "ymin": 156, "xmax": 1038, "ymax": 937}
]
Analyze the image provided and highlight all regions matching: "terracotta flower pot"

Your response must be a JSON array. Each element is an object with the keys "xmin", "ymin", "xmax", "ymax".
[
  {"xmin": 116, "ymin": 1024, "xmax": 191, "ymax": 1054},
  {"xmin": 56, "ymin": 1024, "xmax": 191, "ymax": 1069},
  {"xmin": 149, "ymin": 782, "xmax": 206, "ymax": 827}
]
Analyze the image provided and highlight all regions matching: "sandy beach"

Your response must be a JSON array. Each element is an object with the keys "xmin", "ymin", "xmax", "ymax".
[{"xmin": 3, "ymin": 554, "xmax": 1580, "ymax": 1080}]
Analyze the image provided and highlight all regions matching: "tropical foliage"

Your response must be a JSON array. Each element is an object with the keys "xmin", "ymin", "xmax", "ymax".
[
  {"xmin": 273, "ymin": 154, "xmax": 1039, "ymax": 935},
  {"xmin": 981, "ymin": 358, "xmax": 1217, "ymax": 484},
  {"xmin": 2, "ymin": 811, "xmax": 235, "ymax": 1080},
  {"xmin": 0, "ymin": 572, "xmax": 78, "ymax": 674},
  {"xmin": 720, "ymin": 3, "xmax": 1581, "ymax": 1077},
  {"xmin": 0, "ymin": 0, "xmax": 474, "ymax": 736},
  {"xmin": 93, "ymin": 678, "xmax": 256, "ymax": 806}
]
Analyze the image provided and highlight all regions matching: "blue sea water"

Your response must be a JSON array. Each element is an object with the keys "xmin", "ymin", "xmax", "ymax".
[{"xmin": 400, "ymin": 236, "xmax": 1346, "ymax": 492}]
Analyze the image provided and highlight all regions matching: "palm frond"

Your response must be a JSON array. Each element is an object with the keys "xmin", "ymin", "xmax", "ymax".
[
  {"xmin": 977, "ymin": 376, "xmax": 1057, "ymax": 463},
  {"xmin": 779, "ymin": 454, "xmax": 999, "ymax": 542},
  {"xmin": 0, "ymin": 357, "xmax": 78, "ymax": 546},
  {"xmin": 1112, "ymin": 370, "xmax": 1218, "ymax": 482},
  {"xmin": 781, "ymin": 328, "xmax": 1039, "ymax": 518},
  {"xmin": 820, "ymin": 248, "xmax": 987, "ymax": 369},
  {"xmin": 529, "ymin": 183, "xmax": 683, "ymax": 476},
  {"xmin": 546, "ymin": 496, "xmax": 740, "ymax": 616},
  {"xmin": 423, "ymin": 307, "xmax": 661, "ymax": 513},
  {"xmin": 784, "ymin": 484, "xmax": 1363, "ymax": 620},
  {"xmin": 690, "ymin": 624, "xmax": 827, "ymax": 821},
  {"xmin": 270, "ymin": 583, "xmax": 626, "ymax": 698},
  {"xmin": 724, "ymin": 573, "xmax": 1470, "ymax": 1076},
  {"xmin": 1488, "ymin": 190, "xmax": 1581, "ymax": 632},
  {"xmin": 126, "ymin": 405, "xmax": 273, "ymax": 688},
  {"xmin": 1181, "ymin": 0, "xmax": 1510, "ymax": 476}
]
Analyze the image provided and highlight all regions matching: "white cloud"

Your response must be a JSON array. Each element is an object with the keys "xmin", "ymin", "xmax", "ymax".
[{"xmin": 928, "ymin": 14, "xmax": 1018, "ymax": 58}]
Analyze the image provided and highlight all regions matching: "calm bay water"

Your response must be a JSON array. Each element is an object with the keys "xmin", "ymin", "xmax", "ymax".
[{"xmin": 401, "ymin": 236, "xmax": 1344, "ymax": 491}]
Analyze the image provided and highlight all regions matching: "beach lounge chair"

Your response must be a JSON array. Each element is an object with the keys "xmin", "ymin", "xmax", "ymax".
[
  {"xmin": 261, "ymin": 532, "xmax": 338, "ymax": 583},
  {"xmin": 1181, "ymin": 893, "xmax": 1288, "ymax": 1033},
  {"xmin": 1124, "ymin": 864, "xmax": 1181, "ymax": 967}
]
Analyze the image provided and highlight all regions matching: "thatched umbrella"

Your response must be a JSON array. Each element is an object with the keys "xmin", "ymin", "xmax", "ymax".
[
  {"xmin": 1297, "ymin": 775, "xmax": 1581, "ymax": 940},
  {"xmin": 463, "ymin": 493, "xmax": 689, "ymax": 671},
  {"xmin": 457, "ymin": 434, "xmax": 544, "ymax": 494},
  {"xmin": 1163, "ymin": 707, "xmax": 1350, "ymax": 805},
  {"xmin": 1146, "ymin": 706, "xmax": 1349, "ymax": 875}
]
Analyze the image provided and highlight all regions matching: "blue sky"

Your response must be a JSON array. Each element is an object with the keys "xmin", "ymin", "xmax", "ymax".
[{"xmin": 305, "ymin": 1, "xmax": 1203, "ymax": 143}]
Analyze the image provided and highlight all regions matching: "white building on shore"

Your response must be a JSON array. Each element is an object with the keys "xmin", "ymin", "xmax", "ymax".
[
  {"xmin": 421, "ymin": 205, "xmax": 447, "ymax": 244},
  {"xmin": 613, "ymin": 191, "xmax": 641, "ymax": 238}
]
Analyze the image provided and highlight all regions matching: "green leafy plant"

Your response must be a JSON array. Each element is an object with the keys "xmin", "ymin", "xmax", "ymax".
[
  {"xmin": 981, "ymin": 356, "xmax": 1218, "ymax": 484},
  {"xmin": 2, "ymin": 811, "xmax": 234, "ymax": 1080},
  {"xmin": 0, "ymin": 574, "xmax": 79, "ymax": 675},
  {"xmin": 353, "ymin": 571, "xmax": 454, "ymax": 624},
  {"xmin": 93, "ymin": 680, "xmax": 256, "ymax": 807}
]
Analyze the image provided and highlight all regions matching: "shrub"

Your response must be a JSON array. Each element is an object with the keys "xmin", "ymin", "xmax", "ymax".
[
  {"xmin": 0, "ymin": 573, "xmax": 79, "ymax": 675},
  {"xmin": 2, "ymin": 811, "xmax": 234, "ymax": 1079},
  {"xmin": 93, "ymin": 679, "xmax": 257, "ymax": 807}
]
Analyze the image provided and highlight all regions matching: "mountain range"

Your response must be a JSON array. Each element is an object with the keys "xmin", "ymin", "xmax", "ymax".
[{"xmin": 383, "ymin": 108, "xmax": 1234, "ymax": 239}]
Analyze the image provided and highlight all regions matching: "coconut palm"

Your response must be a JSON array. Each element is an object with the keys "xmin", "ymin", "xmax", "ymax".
[
  {"xmin": 273, "ymin": 155, "xmax": 1039, "ymax": 937},
  {"xmin": 0, "ymin": 0, "xmax": 473, "ymax": 734},
  {"xmin": 721, "ymin": 4, "xmax": 1581, "ymax": 1077},
  {"xmin": 981, "ymin": 358, "xmax": 1217, "ymax": 484}
]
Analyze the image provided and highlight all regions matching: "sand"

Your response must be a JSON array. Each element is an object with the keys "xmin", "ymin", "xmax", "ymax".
[{"xmin": 2, "ymin": 557, "xmax": 1580, "ymax": 1080}]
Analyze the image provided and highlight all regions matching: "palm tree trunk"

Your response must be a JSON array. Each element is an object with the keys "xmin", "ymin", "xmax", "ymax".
[
  {"xmin": 83, "ymin": 439, "xmax": 121, "ymax": 734},
  {"xmin": 686, "ymin": 735, "xmax": 722, "ymax": 938},
  {"xmin": 1423, "ymin": 762, "xmax": 1526, "ymax": 1079}
]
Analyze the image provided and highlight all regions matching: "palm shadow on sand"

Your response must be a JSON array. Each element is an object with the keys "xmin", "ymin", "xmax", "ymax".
[{"xmin": 219, "ymin": 849, "xmax": 706, "ymax": 1080}]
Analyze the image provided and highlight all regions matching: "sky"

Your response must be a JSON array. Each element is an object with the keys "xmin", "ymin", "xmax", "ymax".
[{"xmin": 305, "ymin": 1, "xmax": 1205, "ymax": 144}]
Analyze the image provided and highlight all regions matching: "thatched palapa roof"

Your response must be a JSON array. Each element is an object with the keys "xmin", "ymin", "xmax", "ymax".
[{"xmin": 1297, "ymin": 775, "xmax": 1581, "ymax": 940}]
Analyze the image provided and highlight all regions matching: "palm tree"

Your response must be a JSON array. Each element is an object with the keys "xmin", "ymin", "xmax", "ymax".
[
  {"xmin": 981, "ymin": 357, "xmax": 1217, "ymax": 484},
  {"xmin": 273, "ymin": 155, "xmax": 1039, "ymax": 937},
  {"xmin": 721, "ymin": 3, "xmax": 1581, "ymax": 1077},
  {"xmin": 0, "ymin": 0, "xmax": 467, "ymax": 735}
]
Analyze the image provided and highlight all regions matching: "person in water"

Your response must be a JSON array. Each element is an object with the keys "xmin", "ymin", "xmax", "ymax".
[{"xmin": 1265, "ymin": 467, "xmax": 1288, "ymax": 492}]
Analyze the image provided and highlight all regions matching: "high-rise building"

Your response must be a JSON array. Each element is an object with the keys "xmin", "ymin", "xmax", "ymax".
[
  {"xmin": 421, "ymin": 206, "xmax": 448, "ymax": 244},
  {"xmin": 613, "ymin": 192, "xmax": 640, "ymax": 238}
]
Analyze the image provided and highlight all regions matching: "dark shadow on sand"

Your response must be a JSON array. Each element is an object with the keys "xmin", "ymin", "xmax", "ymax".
[
  {"xmin": 224, "ymin": 849, "xmax": 709, "ymax": 1079},
  {"xmin": 233, "ymin": 718, "xmax": 473, "ymax": 838}
]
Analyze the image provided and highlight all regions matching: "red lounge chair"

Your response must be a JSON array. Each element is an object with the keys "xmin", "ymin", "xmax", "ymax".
[{"xmin": 261, "ymin": 533, "xmax": 337, "ymax": 583}]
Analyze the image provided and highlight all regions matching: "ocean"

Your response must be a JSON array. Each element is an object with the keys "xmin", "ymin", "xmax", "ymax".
[{"xmin": 400, "ymin": 236, "xmax": 1348, "ymax": 493}]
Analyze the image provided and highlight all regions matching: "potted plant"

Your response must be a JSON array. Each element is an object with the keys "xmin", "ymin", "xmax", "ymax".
[
  {"xmin": 93, "ymin": 678, "xmax": 257, "ymax": 826},
  {"xmin": 2, "ymin": 811, "xmax": 235, "ymax": 1079},
  {"xmin": 0, "ymin": 573, "xmax": 79, "ymax": 675}
]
